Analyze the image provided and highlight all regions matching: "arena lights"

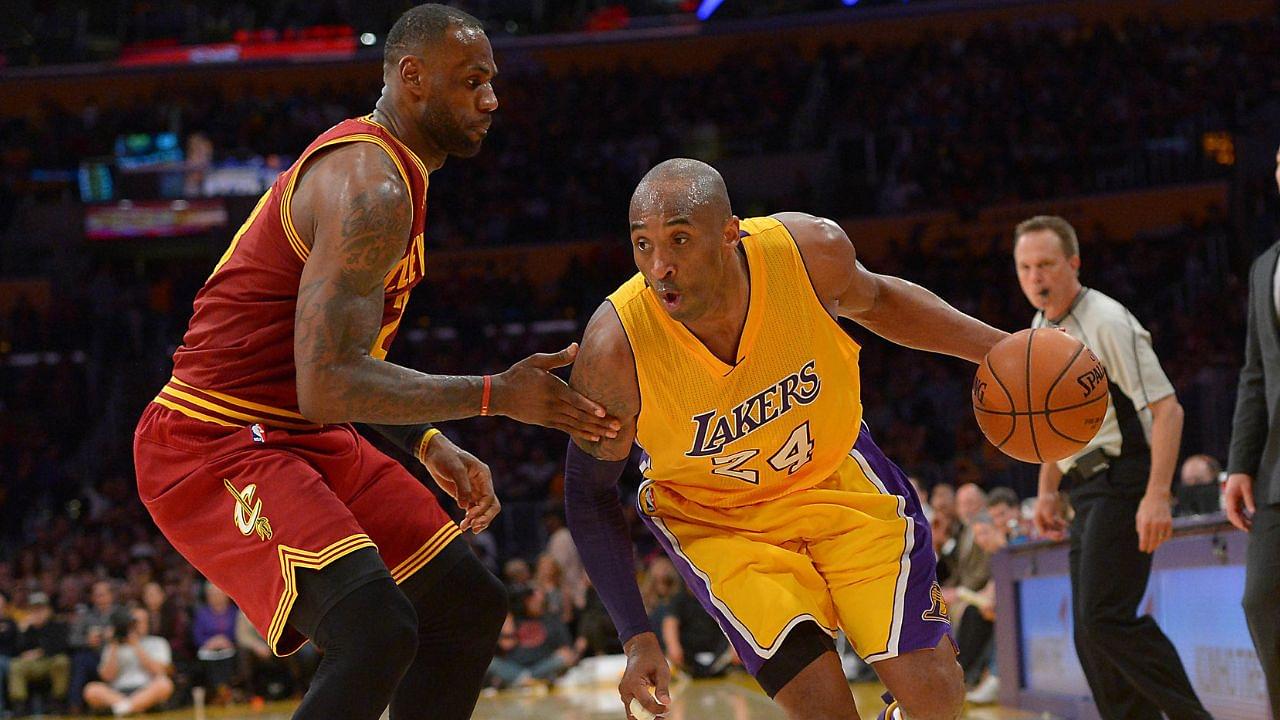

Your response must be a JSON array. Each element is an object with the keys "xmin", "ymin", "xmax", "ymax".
[
  {"xmin": 696, "ymin": 0, "xmax": 725, "ymax": 20},
  {"xmin": 700, "ymin": 0, "xmax": 865, "ymax": 19}
]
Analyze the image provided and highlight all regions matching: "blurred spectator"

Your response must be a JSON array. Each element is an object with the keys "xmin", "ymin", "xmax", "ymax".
[
  {"xmin": 959, "ymin": 515, "xmax": 1007, "ymax": 705},
  {"xmin": 640, "ymin": 557, "xmax": 681, "ymax": 650},
  {"xmin": 543, "ymin": 509, "xmax": 587, "ymax": 611},
  {"xmin": 8, "ymin": 592, "xmax": 70, "ymax": 715},
  {"xmin": 502, "ymin": 558, "xmax": 532, "ymax": 588},
  {"xmin": 1177, "ymin": 454, "xmax": 1222, "ymax": 517},
  {"xmin": 531, "ymin": 554, "xmax": 571, "ymax": 625},
  {"xmin": 235, "ymin": 610, "xmax": 317, "ymax": 702},
  {"xmin": 192, "ymin": 584, "xmax": 237, "ymax": 704},
  {"xmin": 486, "ymin": 586, "xmax": 577, "ymax": 689},
  {"xmin": 986, "ymin": 487, "xmax": 1026, "ymax": 544},
  {"xmin": 573, "ymin": 581, "xmax": 622, "ymax": 657},
  {"xmin": 661, "ymin": 585, "xmax": 734, "ymax": 679},
  {"xmin": 940, "ymin": 484, "xmax": 990, "ymax": 603},
  {"xmin": 83, "ymin": 607, "xmax": 174, "ymax": 716},
  {"xmin": 0, "ymin": 591, "xmax": 17, "ymax": 717},
  {"xmin": 930, "ymin": 482, "xmax": 960, "ymax": 568},
  {"xmin": 68, "ymin": 579, "xmax": 121, "ymax": 713}
]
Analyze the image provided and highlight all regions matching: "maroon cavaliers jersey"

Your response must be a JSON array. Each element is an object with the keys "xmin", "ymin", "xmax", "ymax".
[{"xmin": 156, "ymin": 116, "xmax": 429, "ymax": 429}]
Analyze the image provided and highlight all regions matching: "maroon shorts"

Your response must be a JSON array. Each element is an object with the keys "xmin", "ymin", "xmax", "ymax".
[{"xmin": 134, "ymin": 403, "xmax": 460, "ymax": 655}]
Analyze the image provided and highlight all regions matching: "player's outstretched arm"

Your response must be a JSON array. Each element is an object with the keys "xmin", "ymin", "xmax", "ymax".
[
  {"xmin": 290, "ymin": 144, "xmax": 618, "ymax": 443},
  {"xmin": 776, "ymin": 211, "xmax": 1008, "ymax": 365},
  {"xmin": 563, "ymin": 303, "xmax": 670, "ymax": 719}
]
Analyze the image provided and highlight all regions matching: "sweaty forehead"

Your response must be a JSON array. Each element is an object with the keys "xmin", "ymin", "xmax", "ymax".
[{"xmin": 629, "ymin": 179, "xmax": 723, "ymax": 227}]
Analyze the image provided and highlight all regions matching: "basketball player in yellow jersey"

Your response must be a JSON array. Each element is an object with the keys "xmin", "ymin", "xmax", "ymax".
[{"xmin": 562, "ymin": 159, "xmax": 1009, "ymax": 720}]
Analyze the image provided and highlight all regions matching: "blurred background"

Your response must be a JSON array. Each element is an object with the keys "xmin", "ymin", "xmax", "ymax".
[{"xmin": 0, "ymin": 1, "xmax": 1275, "ymax": 718}]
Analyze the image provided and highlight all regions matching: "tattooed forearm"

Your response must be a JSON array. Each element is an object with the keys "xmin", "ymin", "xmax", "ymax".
[{"xmin": 292, "ymin": 147, "xmax": 484, "ymax": 425}]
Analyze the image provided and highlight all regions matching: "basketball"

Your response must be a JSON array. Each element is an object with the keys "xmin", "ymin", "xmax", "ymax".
[{"xmin": 972, "ymin": 328, "xmax": 1110, "ymax": 463}]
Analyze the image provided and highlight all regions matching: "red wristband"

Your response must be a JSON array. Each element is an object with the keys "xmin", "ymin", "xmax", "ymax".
[{"xmin": 480, "ymin": 375, "xmax": 492, "ymax": 416}]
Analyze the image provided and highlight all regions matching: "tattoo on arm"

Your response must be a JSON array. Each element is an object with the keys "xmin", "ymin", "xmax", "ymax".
[{"xmin": 293, "ymin": 148, "xmax": 482, "ymax": 424}]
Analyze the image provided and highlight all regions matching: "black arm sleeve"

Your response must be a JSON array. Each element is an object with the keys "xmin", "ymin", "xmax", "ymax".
[{"xmin": 364, "ymin": 422, "xmax": 435, "ymax": 459}]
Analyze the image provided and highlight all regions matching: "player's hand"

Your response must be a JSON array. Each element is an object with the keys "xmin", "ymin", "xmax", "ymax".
[
  {"xmin": 620, "ymin": 632, "xmax": 671, "ymax": 720},
  {"xmin": 1032, "ymin": 491, "xmax": 1068, "ymax": 540},
  {"xmin": 491, "ymin": 343, "xmax": 622, "ymax": 444},
  {"xmin": 1135, "ymin": 489, "xmax": 1173, "ymax": 553},
  {"xmin": 1224, "ymin": 473, "xmax": 1255, "ymax": 532},
  {"xmin": 422, "ymin": 433, "xmax": 499, "ymax": 534}
]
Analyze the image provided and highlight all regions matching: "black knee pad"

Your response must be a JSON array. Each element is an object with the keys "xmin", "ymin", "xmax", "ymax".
[
  {"xmin": 315, "ymin": 577, "xmax": 419, "ymax": 674},
  {"xmin": 400, "ymin": 540, "xmax": 508, "ymax": 647}
]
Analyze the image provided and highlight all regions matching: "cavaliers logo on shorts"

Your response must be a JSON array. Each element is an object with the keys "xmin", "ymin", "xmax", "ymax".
[
  {"xmin": 922, "ymin": 581, "xmax": 949, "ymax": 623},
  {"xmin": 224, "ymin": 478, "xmax": 274, "ymax": 541}
]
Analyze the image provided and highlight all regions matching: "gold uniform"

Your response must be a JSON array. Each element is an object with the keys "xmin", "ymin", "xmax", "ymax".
[{"xmin": 608, "ymin": 217, "xmax": 948, "ymax": 673}]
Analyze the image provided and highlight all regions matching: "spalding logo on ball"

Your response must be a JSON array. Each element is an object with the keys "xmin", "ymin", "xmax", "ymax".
[{"xmin": 972, "ymin": 328, "xmax": 1109, "ymax": 463}]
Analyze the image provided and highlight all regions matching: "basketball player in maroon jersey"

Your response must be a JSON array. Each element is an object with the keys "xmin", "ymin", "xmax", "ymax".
[{"xmin": 133, "ymin": 5, "xmax": 619, "ymax": 719}]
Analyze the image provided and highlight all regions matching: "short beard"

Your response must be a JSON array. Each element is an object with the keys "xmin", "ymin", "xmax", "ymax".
[{"xmin": 422, "ymin": 103, "xmax": 482, "ymax": 158}]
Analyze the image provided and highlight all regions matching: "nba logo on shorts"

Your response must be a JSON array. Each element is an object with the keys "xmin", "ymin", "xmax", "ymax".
[
  {"xmin": 250, "ymin": 423, "xmax": 266, "ymax": 443},
  {"xmin": 641, "ymin": 486, "xmax": 656, "ymax": 515}
]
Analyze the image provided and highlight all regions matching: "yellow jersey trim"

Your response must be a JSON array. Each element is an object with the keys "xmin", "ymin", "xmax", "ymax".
[
  {"xmin": 169, "ymin": 377, "xmax": 309, "ymax": 420},
  {"xmin": 357, "ymin": 115, "xmax": 432, "ymax": 182},
  {"xmin": 279, "ymin": 134, "xmax": 413, "ymax": 263},
  {"xmin": 151, "ymin": 397, "xmax": 240, "ymax": 428},
  {"xmin": 390, "ymin": 523, "xmax": 462, "ymax": 583},
  {"xmin": 154, "ymin": 377, "xmax": 320, "ymax": 430},
  {"xmin": 268, "ymin": 534, "xmax": 377, "ymax": 656},
  {"xmin": 210, "ymin": 187, "xmax": 273, "ymax": 280}
]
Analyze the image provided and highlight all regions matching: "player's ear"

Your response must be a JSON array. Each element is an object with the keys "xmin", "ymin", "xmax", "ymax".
[
  {"xmin": 723, "ymin": 215, "xmax": 740, "ymax": 246},
  {"xmin": 1068, "ymin": 253, "xmax": 1081, "ymax": 275},
  {"xmin": 397, "ymin": 55, "xmax": 426, "ymax": 97}
]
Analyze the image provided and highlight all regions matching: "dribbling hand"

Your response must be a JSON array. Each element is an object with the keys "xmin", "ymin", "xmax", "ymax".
[
  {"xmin": 490, "ymin": 343, "xmax": 622, "ymax": 444},
  {"xmin": 421, "ymin": 433, "xmax": 499, "ymax": 534},
  {"xmin": 620, "ymin": 632, "xmax": 671, "ymax": 720}
]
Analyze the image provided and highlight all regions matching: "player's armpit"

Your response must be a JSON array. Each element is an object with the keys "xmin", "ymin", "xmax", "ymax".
[
  {"xmin": 569, "ymin": 301, "xmax": 641, "ymax": 461},
  {"xmin": 292, "ymin": 145, "xmax": 413, "ymax": 422}
]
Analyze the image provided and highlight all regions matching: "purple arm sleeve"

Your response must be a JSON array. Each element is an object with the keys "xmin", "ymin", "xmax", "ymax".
[{"xmin": 563, "ymin": 441, "xmax": 652, "ymax": 644}]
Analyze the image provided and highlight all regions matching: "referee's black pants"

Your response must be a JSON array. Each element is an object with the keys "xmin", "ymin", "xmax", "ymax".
[
  {"xmin": 1068, "ymin": 469, "xmax": 1211, "ymax": 720},
  {"xmin": 1242, "ymin": 502, "xmax": 1280, "ymax": 720}
]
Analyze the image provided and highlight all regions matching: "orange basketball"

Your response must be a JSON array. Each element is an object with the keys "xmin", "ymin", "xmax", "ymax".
[{"xmin": 972, "ymin": 328, "xmax": 1110, "ymax": 463}]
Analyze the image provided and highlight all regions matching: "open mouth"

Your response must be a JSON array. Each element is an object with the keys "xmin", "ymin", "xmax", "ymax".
[{"xmin": 660, "ymin": 290, "xmax": 681, "ymax": 310}]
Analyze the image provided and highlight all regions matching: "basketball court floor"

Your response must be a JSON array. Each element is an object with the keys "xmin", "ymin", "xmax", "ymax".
[{"xmin": 44, "ymin": 679, "xmax": 1038, "ymax": 720}]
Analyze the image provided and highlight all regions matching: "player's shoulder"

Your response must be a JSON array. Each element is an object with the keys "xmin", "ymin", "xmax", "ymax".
[
  {"xmin": 770, "ymin": 211, "xmax": 855, "ymax": 300},
  {"xmin": 581, "ymin": 300, "xmax": 635, "ymax": 367}
]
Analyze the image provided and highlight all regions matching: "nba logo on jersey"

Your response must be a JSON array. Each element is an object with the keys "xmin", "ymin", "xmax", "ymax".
[
  {"xmin": 250, "ymin": 423, "xmax": 266, "ymax": 444},
  {"xmin": 641, "ymin": 485, "xmax": 657, "ymax": 515}
]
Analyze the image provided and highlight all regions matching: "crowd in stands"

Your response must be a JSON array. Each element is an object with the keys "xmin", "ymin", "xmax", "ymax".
[{"xmin": 4, "ymin": 14, "xmax": 1279, "ymax": 251}]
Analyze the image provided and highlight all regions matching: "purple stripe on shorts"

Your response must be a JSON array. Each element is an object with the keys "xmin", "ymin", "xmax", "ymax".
[
  {"xmin": 636, "ymin": 502, "xmax": 772, "ymax": 674},
  {"xmin": 853, "ymin": 424, "xmax": 952, "ymax": 657}
]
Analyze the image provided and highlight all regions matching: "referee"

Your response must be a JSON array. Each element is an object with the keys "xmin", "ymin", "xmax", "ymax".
[{"xmin": 1012, "ymin": 216, "xmax": 1210, "ymax": 720}]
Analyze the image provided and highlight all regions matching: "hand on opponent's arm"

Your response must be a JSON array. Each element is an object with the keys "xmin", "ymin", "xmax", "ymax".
[
  {"xmin": 289, "ymin": 142, "xmax": 618, "ymax": 444},
  {"xmin": 775, "ymin": 212, "xmax": 1008, "ymax": 364}
]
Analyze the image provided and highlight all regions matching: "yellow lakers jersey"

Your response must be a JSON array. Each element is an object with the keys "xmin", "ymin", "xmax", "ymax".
[{"xmin": 608, "ymin": 216, "xmax": 863, "ymax": 508}]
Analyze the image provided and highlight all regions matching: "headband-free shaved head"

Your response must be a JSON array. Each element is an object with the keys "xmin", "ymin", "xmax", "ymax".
[{"xmin": 630, "ymin": 158, "xmax": 732, "ymax": 227}]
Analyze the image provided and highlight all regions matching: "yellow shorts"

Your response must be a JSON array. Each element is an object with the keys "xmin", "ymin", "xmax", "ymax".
[{"xmin": 637, "ymin": 429, "xmax": 948, "ymax": 675}]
